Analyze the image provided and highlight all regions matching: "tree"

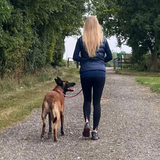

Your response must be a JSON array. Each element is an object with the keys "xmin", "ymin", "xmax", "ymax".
[
  {"xmin": 92, "ymin": 0, "xmax": 160, "ymax": 71},
  {"xmin": 0, "ymin": 0, "xmax": 12, "ymax": 78},
  {"xmin": 0, "ymin": 0, "xmax": 87, "ymax": 78}
]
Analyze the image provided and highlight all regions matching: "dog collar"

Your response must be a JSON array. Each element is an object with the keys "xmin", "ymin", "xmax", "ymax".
[{"xmin": 56, "ymin": 89, "xmax": 65, "ymax": 97}]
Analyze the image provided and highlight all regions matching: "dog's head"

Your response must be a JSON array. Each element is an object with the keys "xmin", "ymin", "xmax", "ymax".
[{"xmin": 54, "ymin": 77, "xmax": 76, "ymax": 94}]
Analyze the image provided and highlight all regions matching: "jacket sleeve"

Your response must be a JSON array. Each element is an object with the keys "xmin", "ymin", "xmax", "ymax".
[
  {"xmin": 104, "ymin": 37, "xmax": 113, "ymax": 63},
  {"xmin": 73, "ymin": 38, "xmax": 88, "ymax": 62}
]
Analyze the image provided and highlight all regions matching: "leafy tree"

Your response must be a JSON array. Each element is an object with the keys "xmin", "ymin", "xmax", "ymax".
[
  {"xmin": 0, "ymin": 0, "xmax": 87, "ymax": 78},
  {"xmin": 92, "ymin": 0, "xmax": 160, "ymax": 71},
  {"xmin": 0, "ymin": 0, "xmax": 28, "ymax": 78}
]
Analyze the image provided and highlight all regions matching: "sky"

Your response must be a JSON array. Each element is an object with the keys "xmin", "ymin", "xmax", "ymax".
[{"xmin": 63, "ymin": 36, "xmax": 132, "ymax": 60}]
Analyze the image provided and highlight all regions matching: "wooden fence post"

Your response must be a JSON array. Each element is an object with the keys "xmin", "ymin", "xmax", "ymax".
[
  {"xmin": 114, "ymin": 58, "xmax": 116, "ymax": 70},
  {"xmin": 121, "ymin": 55, "xmax": 122, "ymax": 70},
  {"xmin": 67, "ymin": 58, "xmax": 69, "ymax": 67},
  {"xmin": 76, "ymin": 62, "xmax": 79, "ymax": 68}
]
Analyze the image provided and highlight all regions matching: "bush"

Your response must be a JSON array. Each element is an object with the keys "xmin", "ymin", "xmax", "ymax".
[
  {"xmin": 58, "ymin": 59, "xmax": 67, "ymax": 67},
  {"xmin": 133, "ymin": 54, "xmax": 152, "ymax": 71}
]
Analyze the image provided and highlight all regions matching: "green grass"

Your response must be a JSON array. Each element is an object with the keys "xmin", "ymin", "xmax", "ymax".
[
  {"xmin": 115, "ymin": 69, "xmax": 160, "ymax": 94},
  {"xmin": 116, "ymin": 69, "xmax": 160, "ymax": 77},
  {"xmin": 0, "ymin": 66, "xmax": 79, "ymax": 132},
  {"xmin": 136, "ymin": 77, "xmax": 160, "ymax": 93}
]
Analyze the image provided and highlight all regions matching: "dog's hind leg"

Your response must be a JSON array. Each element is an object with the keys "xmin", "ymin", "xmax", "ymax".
[
  {"xmin": 41, "ymin": 114, "xmax": 47, "ymax": 139},
  {"xmin": 48, "ymin": 112, "xmax": 52, "ymax": 138},
  {"xmin": 53, "ymin": 112, "xmax": 60, "ymax": 142},
  {"xmin": 60, "ymin": 111, "xmax": 64, "ymax": 136},
  {"xmin": 54, "ymin": 119, "xmax": 60, "ymax": 142},
  {"xmin": 41, "ymin": 101, "xmax": 50, "ymax": 139}
]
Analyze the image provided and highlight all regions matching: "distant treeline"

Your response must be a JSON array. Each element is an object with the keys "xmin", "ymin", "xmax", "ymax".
[
  {"xmin": 0, "ymin": 0, "xmax": 87, "ymax": 78},
  {"xmin": 2, "ymin": 0, "xmax": 160, "ymax": 79},
  {"xmin": 92, "ymin": 0, "xmax": 160, "ymax": 71}
]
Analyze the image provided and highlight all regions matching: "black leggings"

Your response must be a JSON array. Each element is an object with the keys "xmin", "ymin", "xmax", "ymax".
[{"xmin": 81, "ymin": 77, "xmax": 105, "ymax": 130}]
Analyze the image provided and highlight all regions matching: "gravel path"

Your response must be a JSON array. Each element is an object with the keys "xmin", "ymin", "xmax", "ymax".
[{"xmin": 1, "ymin": 69, "xmax": 160, "ymax": 160}]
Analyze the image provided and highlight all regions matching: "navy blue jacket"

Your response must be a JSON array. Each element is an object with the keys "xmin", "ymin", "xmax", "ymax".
[{"xmin": 73, "ymin": 36, "xmax": 112, "ymax": 74}]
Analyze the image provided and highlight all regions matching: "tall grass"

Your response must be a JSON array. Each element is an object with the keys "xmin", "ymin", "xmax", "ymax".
[
  {"xmin": 0, "ymin": 67, "xmax": 57, "ymax": 94},
  {"xmin": 0, "ymin": 66, "xmax": 79, "ymax": 132}
]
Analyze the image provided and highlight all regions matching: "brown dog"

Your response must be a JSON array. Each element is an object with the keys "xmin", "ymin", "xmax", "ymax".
[{"xmin": 41, "ymin": 77, "xmax": 75, "ymax": 142}]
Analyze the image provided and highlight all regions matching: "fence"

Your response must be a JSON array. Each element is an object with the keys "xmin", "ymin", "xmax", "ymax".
[
  {"xmin": 67, "ymin": 57, "xmax": 79, "ymax": 68},
  {"xmin": 67, "ymin": 56, "xmax": 132, "ymax": 70},
  {"xmin": 114, "ymin": 55, "xmax": 132, "ymax": 70}
]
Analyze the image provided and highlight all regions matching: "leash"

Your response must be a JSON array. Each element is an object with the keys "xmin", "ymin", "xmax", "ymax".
[{"xmin": 57, "ymin": 89, "xmax": 83, "ymax": 98}]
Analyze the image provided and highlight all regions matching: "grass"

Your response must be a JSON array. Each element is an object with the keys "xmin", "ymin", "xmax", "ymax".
[
  {"xmin": 116, "ymin": 69, "xmax": 160, "ymax": 93},
  {"xmin": 136, "ymin": 77, "xmax": 160, "ymax": 93},
  {"xmin": 0, "ymin": 66, "xmax": 79, "ymax": 132},
  {"xmin": 115, "ymin": 69, "xmax": 160, "ymax": 77}
]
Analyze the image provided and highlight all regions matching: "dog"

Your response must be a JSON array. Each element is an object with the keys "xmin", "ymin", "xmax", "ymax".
[{"xmin": 41, "ymin": 77, "xmax": 76, "ymax": 142}]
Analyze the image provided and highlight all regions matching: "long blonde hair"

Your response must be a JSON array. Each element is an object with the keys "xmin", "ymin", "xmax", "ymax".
[{"xmin": 82, "ymin": 16, "xmax": 103, "ymax": 57}]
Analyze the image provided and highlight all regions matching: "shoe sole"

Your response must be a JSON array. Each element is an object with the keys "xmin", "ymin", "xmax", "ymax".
[
  {"xmin": 83, "ymin": 128, "xmax": 90, "ymax": 137},
  {"xmin": 91, "ymin": 132, "xmax": 99, "ymax": 140},
  {"xmin": 91, "ymin": 136, "xmax": 99, "ymax": 140}
]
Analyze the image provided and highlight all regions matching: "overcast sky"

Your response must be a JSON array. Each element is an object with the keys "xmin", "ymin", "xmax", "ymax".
[{"xmin": 63, "ymin": 36, "xmax": 132, "ymax": 59}]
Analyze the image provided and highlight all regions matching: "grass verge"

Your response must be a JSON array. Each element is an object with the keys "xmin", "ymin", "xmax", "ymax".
[
  {"xmin": 136, "ymin": 77, "xmax": 160, "ymax": 93},
  {"xmin": 116, "ymin": 69, "xmax": 160, "ymax": 94},
  {"xmin": 0, "ymin": 66, "xmax": 79, "ymax": 132},
  {"xmin": 115, "ymin": 69, "xmax": 160, "ymax": 77}
]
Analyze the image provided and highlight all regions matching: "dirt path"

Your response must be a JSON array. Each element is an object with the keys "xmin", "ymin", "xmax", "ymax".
[{"xmin": 0, "ymin": 69, "xmax": 160, "ymax": 160}]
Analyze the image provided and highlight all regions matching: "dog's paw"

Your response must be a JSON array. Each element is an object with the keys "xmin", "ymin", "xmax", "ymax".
[
  {"xmin": 61, "ymin": 131, "xmax": 64, "ymax": 136},
  {"xmin": 41, "ymin": 136, "xmax": 44, "ymax": 141},
  {"xmin": 54, "ymin": 138, "xmax": 58, "ymax": 142},
  {"xmin": 48, "ymin": 132, "xmax": 52, "ymax": 139}
]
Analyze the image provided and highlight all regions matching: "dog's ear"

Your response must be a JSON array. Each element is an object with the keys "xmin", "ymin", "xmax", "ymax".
[
  {"xmin": 57, "ymin": 77, "xmax": 62, "ymax": 81},
  {"xmin": 55, "ymin": 78, "xmax": 63, "ymax": 86}
]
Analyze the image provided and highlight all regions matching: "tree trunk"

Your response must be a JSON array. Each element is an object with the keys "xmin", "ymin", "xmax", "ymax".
[
  {"xmin": 150, "ymin": 31, "xmax": 159, "ymax": 71},
  {"xmin": 150, "ymin": 50, "xmax": 158, "ymax": 71},
  {"xmin": 1, "ymin": 59, "xmax": 6, "ymax": 79}
]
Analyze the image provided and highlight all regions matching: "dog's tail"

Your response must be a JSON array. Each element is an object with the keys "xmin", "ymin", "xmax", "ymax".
[{"xmin": 47, "ymin": 98, "xmax": 57, "ymax": 123}]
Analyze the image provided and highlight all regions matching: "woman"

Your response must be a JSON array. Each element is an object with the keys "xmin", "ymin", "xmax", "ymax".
[{"xmin": 73, "ymin": 16, "xmax": 112, "ymax": 140}]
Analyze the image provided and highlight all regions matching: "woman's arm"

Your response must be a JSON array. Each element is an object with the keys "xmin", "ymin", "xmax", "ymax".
[
  {"xmin": 104, "ymin": 38, "xmax": 113, "ymax": 63},
  {"xmin": 73, "ymin": 38, "xmax": 88, "ymax": 62}
]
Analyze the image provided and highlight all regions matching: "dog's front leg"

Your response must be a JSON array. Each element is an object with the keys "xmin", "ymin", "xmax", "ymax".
[
  {"xmin": 60, "ymin": 112, "xmax": 64, "ymax": 136},
  {"xmin": 48, "ymin": 112, "xmax": 52, "ymax": 138}
]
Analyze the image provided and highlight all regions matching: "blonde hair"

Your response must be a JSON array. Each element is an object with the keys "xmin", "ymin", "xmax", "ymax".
[{"xmin": 82, "ymin": 16, "xmax": 103, "ymax": 57}]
